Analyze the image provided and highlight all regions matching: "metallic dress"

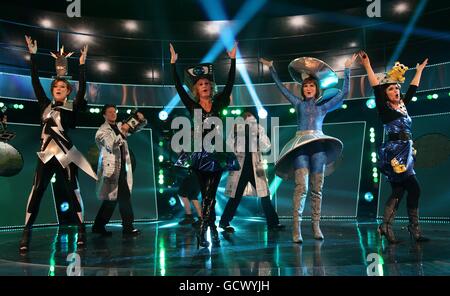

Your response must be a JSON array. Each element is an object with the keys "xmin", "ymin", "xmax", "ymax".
[
  {"xmin": 171, "ymin": 60, "xmax": 239, "ymax": 173},
  {"xmin": 374, "ymin": 84, "xmax": 418, "ymax": 182},
  {"xmin": 270, "ymin": 67, "xmax": 350, "ymax": 179}
]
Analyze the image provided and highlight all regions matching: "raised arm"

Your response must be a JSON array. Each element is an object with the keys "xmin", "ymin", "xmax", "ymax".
[
  {"xmin": 410, "ymin": 58, "xmax": 428, "ymax": 87},
  {"xmin": 220, "ymin": 42, "xmax": 237, "ymax": 99},
  {"xmin": 73, "ymin": 45, "xmax": 88, "ymax": 112},
  {"xmin": 260, "ymin": 58, "xmax": 300, "ymax": 107},
  {"xmin": 321, "ymin": 53, "xmax": 356, "ymax": 112},
  {"xmin": 25, "ymin": 35, "xmax": 50, "ymax": 108},
  {"xmin": 170, "ymin": 43, "xmax": 196, "ymax": 112},
  {"xmin": 359, "ymin": 51, "xmax": 379, "ymax": 87}
]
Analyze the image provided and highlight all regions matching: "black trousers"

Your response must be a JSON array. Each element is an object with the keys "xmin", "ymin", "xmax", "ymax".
[
  {"xmin": 93, "ymin": 167, "xmax": 134, "ymax": 229},
  {"xmin": 387, "ymin": 174, "xmax": 421, "ymax": 210},
  {"xmin": 220, "ymin": 156, "xmax": 279, "ymax": 227},
  {"xmin": 25, "ymin": 157, "xmax": 83, "ymax": 228},
  {"xmin": 194, "ymin": 170, "xmax": 223, "ymax": 228}
]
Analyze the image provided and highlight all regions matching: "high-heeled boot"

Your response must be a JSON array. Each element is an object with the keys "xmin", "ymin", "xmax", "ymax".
[
  {"xmin": 19, "ymin": 228, "xmax": 32, "ymax": 253},
  {"xmin": 310, "ymin": 173, "xmax": 324, "ymax": 240},
  {"xmin": 197, "ymin": 223, "xmax": 210, "ymax": 249},
  {"xmin": 407, "ymin": 208, "xmax": 429, "ymax": 242},
  {"xmin": 378, "ymin": 198, "xmax": 400, "ymax": 244},
  {"xmin": 292, "ymin": 168, "xmax": 308, "ymax": 243},
  {"xmin": 210, "ymin": 224, "xmax": 221, "ymax": 247}
]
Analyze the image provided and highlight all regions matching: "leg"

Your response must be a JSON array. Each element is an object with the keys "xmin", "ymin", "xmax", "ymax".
[
  {"xmin": 116, "ymin": 171, "xmax": 139, "ymax": 236},
  {"xmin": 404, "ymin": 175, "xmax": 429, "ymax": 241},
  {"xmin": 292, "ymin": 153, "xmax": 309, "ymax": 243},
  {"xmin": 309, "ymin": 150, "xmax": 326, "ymax": 240},
  {"xmin": 219, "ymin": 170, "xmax": 249, "ymax": 232},
  {"xmin": 261, "ymin": 196, "xmax": 281, "ymax": 228},
  {"xmin": 379, "ymin": 181, "xmax": 405, "ymax": 244},
  {"xmin": 92, "ymin": 200, "xmax": 117, "ymax": 235},
  {"xmin": 178, "ymin": 196, "xmax": 195, "ymax": 225},
  {"xmin": 20, "ymin": 159, "xmax": 54, "ymax": 252},
  {"xmin": 192, "ymin": 200, "xmax": 202, "ymax": 219},
  {"xmin": 56, "ymin": 162, "xmax": 87, "ymax": 245}
]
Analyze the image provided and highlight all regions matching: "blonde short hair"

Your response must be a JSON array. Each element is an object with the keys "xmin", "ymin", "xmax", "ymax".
[{"xmin": 191, "ymin": 79, "xmax": 217, "ymax": 101}]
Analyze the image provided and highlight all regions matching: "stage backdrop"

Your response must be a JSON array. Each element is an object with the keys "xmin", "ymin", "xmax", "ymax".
[
  {"xmin": 377, "ymin": 112, "xmax": 450, "ymax": 219},
  {"xmin": 0, "ymin": 123, "xmax": 158, "ymax": 228},
  {"xmin": 272, "ymin": 121, "xmax": 366, "ymax": 218}
]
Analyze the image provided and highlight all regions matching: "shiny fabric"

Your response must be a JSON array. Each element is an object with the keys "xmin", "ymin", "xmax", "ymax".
[
  {"xmin": 270, "ymin": 67, "xmax": 349, "ymax": 179},
  {"xmin": 378, "ymin": 115, "xmax": 415, "ymax": 182},
  {"xmin": 275, "ymin": 130, "xmax": 343, "ymax": 179}
]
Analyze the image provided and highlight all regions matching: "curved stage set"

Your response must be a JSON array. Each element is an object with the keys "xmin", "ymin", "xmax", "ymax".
[{"xmin": 0, "ymin": 0, "xmax": 449, "ymax": 277}]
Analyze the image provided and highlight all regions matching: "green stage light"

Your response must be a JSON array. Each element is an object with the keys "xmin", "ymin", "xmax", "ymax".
[
  {"xmin": 289, "ymin": 107, "xmax": 295, "ymax": 113},
  {"xmin": 159, "ymin": 141, "xmax": 164, "ymax": 147},
  {"xmin": 426, "ymin": 94, "xmax": 433, "ymax": 100},
  {"xmin": 373, "ymin": 177, "xmax": 379, "ymax": 183},
  {"xmin": 235, "ymin": 109, "xmax": 242, "ymax": 116},
  {"xmin": 341, "ymin": 104, "xmax": 348, "ymax": 109},
  {"xmin": 222, "ymin": 109, "xmax": 228, "ymax": 116},
  {"xmin": 13, "ymin": 104, "xmax": 19, "ymax": 109},
  {"xmin": 159, "ymin": 188, "xmax": 164, "ymax": 194},
  {"xmin": 158, "ymin": 179, "xmax": 164, "ymax": 185},
  {"xmin": 0, "ymin": 102, "xmax": 4, "ymax": 108},
  {"xmin": 158, "ymin": 155, "xmax": 164, "ymax": 162}
]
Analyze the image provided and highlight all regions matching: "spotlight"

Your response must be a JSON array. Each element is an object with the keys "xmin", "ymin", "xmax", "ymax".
[
  {"xmin": 349, "ymin": 42, "xmax": 358, "ymax": 47},
  {"xmin": 159, "ymin": 110, "xmax": 169, "ymax": 121},
  {"xmin": 124, "ymin": 20, "xmax": 139, "ymax": 32},
  {"xmin": 159, "ymin": 188, "xmax": 164, "ymax": 194},
  {"xmin": 432, "ymin": 94, "xmax": 438, "ymax": 99},
  {"xmin": 289, "ymin": 16, "xmax": 306, "ymax": 28},
  {"xmin": 51, "ymin": 175, "xmax": 56, "ymax": 183},
  {"xmin": 97, "ymin": 62, "xmax": 111, "ymax": 72},
  {"xmin": 158, "ymin": 155, "xmax": 164, "ymax": 162},
  {"xmin": 126, "ymin": 109, "xmax": 132, "ymax": 114},
  {"xmin": 204, "ymin": 21, "xmax": 227, "ymax": 35},
  {"xmin": 18, "ymin": 104, "xmax": 24, "ymax": 110},
  {"xmin": 24, "ymin": 54, "xmax": 31, "ymax": 61},
  {"xmin": 426, "ymin": 94, "xmax": 433, "ymax": 100},
  {"xmin": 231, "ymin": 110, "xmax": 236, "ymax": 115},
  {"xmin": 289, "ymin": 107, "xmax": 295, "ymax": 113},
  {"xmin": 158, "ymin": 179, "xmax": 164, "ymax": 185},
  {"xmin": 370, "ymin": 138, "xmax": 375, "ymax": 143},
  {"xmin": 0, "ymin": 102, "xmax": 4, "ymax": 107},
  {"xmin": 222, "ymin": 109, "xmax": 228, "ymax": 116},
  {"xmin": 13, "ymin": 104, "xmax": 18, "ymax": 109},
  {"xmin": 39, "ymin": 18, "xmax": 53, "ymax": 29},
  {"xmin": 60, "ymin": 202, "xmax": 69, "ymax": 212},
  {"xmin": 89, "ymin": 108, "xmax": 95, "ymax": 113},
  {"xmin": 235, "ymin": 109, "xmax": 242, "ymax": 116},
  {"xmin": 159, "ymin": 141, "xmax": 164, "ymax": 147},
  {"xmin": 341, "ymin": 104, "xmax": 348, "ymax": 109},
  {"xmin": 169, "ymin": 197, "xmax": 177, "ymax": 207},
  {"xmin": 364, "ymin": 192, "xmax": 374, "ymax": 202},
  {"xmin": 366, "ymin": 98, "xmax": 376, "ymax": 109},
  {"xmin": 371, "ymin": 152, "xmax": 377, "ymax": 158},
  {"xmin": 73, "ymin": 28, "xmax": 93, "ymax": 44},
  {"xmin": 258, "ymin": 109, "xmax": 268, "ymax": 119},
  {"xmin": 394, "ymin": 2, "xmax": 409, "ymax": 14},
  {"xmin": 369, "ymin": 127, "xmax": 375, "ymax": 133},
  {"xmin": 411, "ymin": 96, "xmax": 418, "ymax": 102}
]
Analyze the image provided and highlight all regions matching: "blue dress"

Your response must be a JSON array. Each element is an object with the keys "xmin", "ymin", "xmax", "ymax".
[
  {"xmin": 374, "ymin": 84, "xmax": 418, "ymax": 182},
  {"xmin": 270, "ymin": 66, "xmax": 350, "ymax": 179}
]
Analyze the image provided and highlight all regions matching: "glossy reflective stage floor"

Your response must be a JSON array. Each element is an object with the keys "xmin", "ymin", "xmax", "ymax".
[{"xmin": 1, "ymin": 219, "xmax": 449, "ymax": 276}]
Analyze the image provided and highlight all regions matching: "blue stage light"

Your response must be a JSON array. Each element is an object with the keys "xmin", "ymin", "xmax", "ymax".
[
  {"xmin": 60, "ymin": 202, "xmax": 69, "ymax": 212},
  {"xmin": 364, "ymin": 192, "xmax": 374, "ymax": 202},
  {"xmin": 169, "ymin": 197, "xmax": 177, "ymax": 207},
  {"xmin": 366, "ymin": 98, "xmax": 376, "ymax": 109},
  {"xmin": 159, "ymin": 110, "xmax": 168, "ymax": 121}
]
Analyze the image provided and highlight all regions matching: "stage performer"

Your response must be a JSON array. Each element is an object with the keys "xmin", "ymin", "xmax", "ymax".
[
  {"xmin": 20, "ymin": 36, "xmax": 96, "ymax": 252},
  {"xmin": 359, "ymin": 51, "xmax": 429, "ymax": 243},
  {"xmin": 259, "ymin": 54, "xmax": 356, "ymax": 243},
  {"xmin": 170, "ymin": 42, "xmax": 239, "ymax": 248},
  {"xmin": 220, "ymin": 112, "xmax": 284, "ymax": 233}
]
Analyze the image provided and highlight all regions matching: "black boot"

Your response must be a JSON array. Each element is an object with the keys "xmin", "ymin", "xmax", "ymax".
[
  {"xmin": 378, "ymin": 198, "xmax": 400, "ymax": 244},
  {"xmin": 77, "ymin": 224, "xmax": 86, "ymax": 246},
  {"xmin": 19, "ymin": 228, "xmax": 32, "ymax": 253},
  {"xmin": 196, "ymin": 223, "xmax": 210, "ymax": 249},
  {"xmin": 210, "ymin": 224, "xmax": 220, "ymax": 247},
  {"xmin": 123, "ymin": 225, "xmax": 141, "ymax": 237},
  {"xmin": 407, "ymin": 208, "xmax": 429, "ymax": 242}
]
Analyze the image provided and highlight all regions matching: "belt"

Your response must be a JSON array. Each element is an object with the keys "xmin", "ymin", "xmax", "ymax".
[{"xmin": 388, "ymin": 132, "xmax": 412, "ymax": 141}]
